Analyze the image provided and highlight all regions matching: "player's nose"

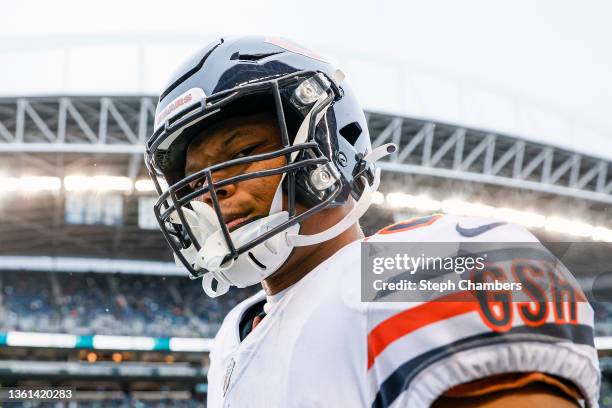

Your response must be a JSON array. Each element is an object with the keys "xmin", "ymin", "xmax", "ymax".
[{"xmin": 199, "ymin": 183, "xmax": 237, "ymax": 206}]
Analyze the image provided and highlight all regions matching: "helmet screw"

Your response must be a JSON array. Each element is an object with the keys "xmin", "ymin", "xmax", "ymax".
[
  {"xmin": 310, "ymin": 167, "xmax": 336, "ymax": 191},
  {"xmin": 337, "ymin": 152, "xmax": 348, "ymax": 167}
]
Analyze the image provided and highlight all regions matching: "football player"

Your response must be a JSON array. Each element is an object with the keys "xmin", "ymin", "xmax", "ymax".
[{"xmin": 146, "ymin": 36, "xmax": 600, "ymax": 407}]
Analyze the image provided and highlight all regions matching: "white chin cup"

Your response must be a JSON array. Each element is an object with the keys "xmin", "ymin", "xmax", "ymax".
[{"xmin": 171, "ymin": 202, "xmax": 299, "ymax": 297}]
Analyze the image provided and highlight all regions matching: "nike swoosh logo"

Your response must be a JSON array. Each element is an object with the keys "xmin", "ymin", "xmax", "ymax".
[{"xmin": 455, "ymin": 221, "xmax": 506, "ymax": 237}]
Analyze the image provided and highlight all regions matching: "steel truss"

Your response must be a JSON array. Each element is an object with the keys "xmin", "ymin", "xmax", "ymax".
[
  {"xmin": 0, "ymin": 96, "xmax": 611, "ymax": 204},
  {"xmin": 367, "ymin": 113, "xmax": 612, "ymax": 204}
]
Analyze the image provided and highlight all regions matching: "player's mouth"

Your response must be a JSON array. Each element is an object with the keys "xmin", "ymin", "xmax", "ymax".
[{"xmin": 224, "ymin": 213, "xmax": 265, "ymax": 232}]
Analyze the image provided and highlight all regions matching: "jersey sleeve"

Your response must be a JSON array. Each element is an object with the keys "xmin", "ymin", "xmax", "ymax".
[{"xmin": 363, "ymin": 216, "xmax": 601, "ymax": 408}]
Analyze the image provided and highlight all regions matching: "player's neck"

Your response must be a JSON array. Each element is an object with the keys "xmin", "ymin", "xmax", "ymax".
[{"xmin": 261, "ymin": 223, "xmax": 364, "ymax": 296}]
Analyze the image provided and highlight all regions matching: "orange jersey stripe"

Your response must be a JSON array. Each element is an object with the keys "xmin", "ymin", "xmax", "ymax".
[
  {"xmin": 376, "ymin": 214, "xmax": 442, "ymax": 235},
  {"xmin": 367, "ymin": 291, "xmax": 479, "ymax": 369}
]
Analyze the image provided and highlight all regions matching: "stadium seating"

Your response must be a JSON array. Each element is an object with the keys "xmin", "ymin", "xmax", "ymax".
[
  {"xmin": 0, "ymin": 271, "xmax": 256, "ymax": 338},
  {"xmin": 1, "ymin": 270, "xmax": 611, "ymax": 338}
]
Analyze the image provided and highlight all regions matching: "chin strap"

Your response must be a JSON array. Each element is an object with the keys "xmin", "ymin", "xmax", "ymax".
[{"xmin": 286, "ymin": 143, "xmax": 396, "ymax": 247}]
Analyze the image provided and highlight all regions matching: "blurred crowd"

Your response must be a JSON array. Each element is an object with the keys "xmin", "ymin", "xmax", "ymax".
[
  {"xmin": 603, "ymin": 379, "xmax": 612, "ymax": 408},
  {"xmin": 594, "ymin": 301, "xmax": 612, "ymax": 337},
  {"xmin": 1, "ymin": 270, "xmax": 612, "ymax": 338},
  {"xmin": 1, "ymin": 270, "xmax": 612, "ymax": 407},
  {"xmin": 0, "ymin": 271, "xmax": 256, "ymax": 338}
]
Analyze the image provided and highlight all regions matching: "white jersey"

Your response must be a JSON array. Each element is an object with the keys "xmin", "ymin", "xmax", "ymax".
[{"xmin": 207, "ymin": 214, "xmax": 601, "ymax": 408}]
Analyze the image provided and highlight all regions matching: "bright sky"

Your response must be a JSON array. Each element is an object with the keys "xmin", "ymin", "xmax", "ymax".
[{"xmin": 1, "ymin": 0, "xmax": 611, "ymax": 158}]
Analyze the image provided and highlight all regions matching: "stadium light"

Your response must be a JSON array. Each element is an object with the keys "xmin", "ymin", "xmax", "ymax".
[
  {"xmin": 0, "ymin": 331, "xmax": 214, "ymax": 352},
  {"xmin": 134, "ymin": 179, "xmax": 156, "ymax": 192},
  {"xmin": 64, "ymin": 175, "xmax": 133, "ymax": 193},
  {"xmin": 386, "ymin": 192, "xmax": 413, "ymax": 208},
  {"xmin": 0, "ymin": 177, "xmax": 19, "ymax": 193},
  {"xmin": 442, "ymin": 199, "xmax": 494, "ymax": 217},
  {"xmin": 493, "ymin": 207, "xmax": 546, "ymax": 228},
  {"xmin": 545, "ymin": 217, "xmax": 594, "ymax": 237},
  {"xmin": 169, "ymin": 337, "xmax": 214, "ymax": 352},
  {"xmin": 6, "ymin": 331, "xmax": 76, "ymax": 348},
  {"xmin": 93, "ymin": 335, "xmax": 155, "ymax": 351},
  {"xmin": 412, "ymin": 195, "xmax": 442, "ymax": 211},
  {"xmin": 64, "ymin": 175, "xmax": 92, "ymax": 191},
  {"xmin": 371, "ymin": 191, "xmax": 385, "ymax": 205},
  {"xmin": 592, "ymin": 226, "xmax": 612, "ymax": 242},
  {"xmin": 93, "ymin": 176, "xmax": 133, "ymax": 192},
  {"xmin": 372, "ymin": 192, "xmax": 612, "ymax": 242},
  {"xmin": 20, "ymin": 176, "xmax": 61, "ymax": 192}
]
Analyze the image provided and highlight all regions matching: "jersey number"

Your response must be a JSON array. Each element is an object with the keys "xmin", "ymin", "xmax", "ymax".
[{"xmin": 472, "ymin": 260, "xmax": 579, "ymax": 332}]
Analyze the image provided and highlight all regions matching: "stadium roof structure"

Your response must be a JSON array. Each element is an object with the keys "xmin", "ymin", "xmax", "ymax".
[
  {"xmin": 0, "ymin": 95, "xmax": 611, "ymax": 267},
  {"xmin": 0, "ymin": 95, "xmax": 611, "ymax": 201}
]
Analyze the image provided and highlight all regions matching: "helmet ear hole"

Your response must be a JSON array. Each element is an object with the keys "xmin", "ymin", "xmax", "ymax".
[
  {"xmin": 247, "ymin": 252, "xmax": 267, "ymax": 270},
  {"xmin": 339, "ymin": 122, "xmax": 362, "ymax": 146}
]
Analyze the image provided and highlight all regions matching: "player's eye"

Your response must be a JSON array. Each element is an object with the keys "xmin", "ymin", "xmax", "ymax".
[
  {"xmin": 231, "ymin": 144, "xmax": 259, "ymax": 160},
  {"xmin": 189, "ymin": 178, "xmax": 207, "ymax": 191}
]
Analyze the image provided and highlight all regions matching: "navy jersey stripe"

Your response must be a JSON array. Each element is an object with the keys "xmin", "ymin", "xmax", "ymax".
[
  {"xmin": 455, "ymin": 221, "xmax": 506, "ymax": 237},
  {"xmin": 371, "ymin": 323, "xmax": 593, "ymax": 408},
  {"xmin": 384, "ymin": 215, "xmax": 437, "ymax": 232}
]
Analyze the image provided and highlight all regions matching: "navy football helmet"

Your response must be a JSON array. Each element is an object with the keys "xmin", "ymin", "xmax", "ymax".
[{"xmin": 145, "ymin": 36, "xmax": 394, "ymax": 296}]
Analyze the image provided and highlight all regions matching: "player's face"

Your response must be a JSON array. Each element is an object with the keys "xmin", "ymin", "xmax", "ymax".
[{"xmin": 184, "ymin": 113, "xmax": 287, "ymax": 232}]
